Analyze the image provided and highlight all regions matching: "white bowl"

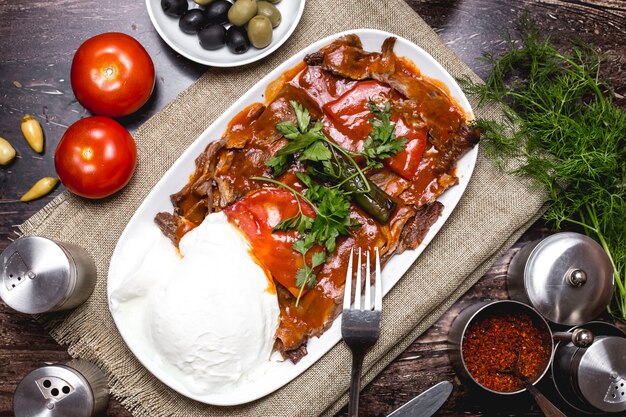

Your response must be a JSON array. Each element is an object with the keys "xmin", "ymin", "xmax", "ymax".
[{"xmin": 146, "ymin": 0, "xmax": 306, "ymax": 67}]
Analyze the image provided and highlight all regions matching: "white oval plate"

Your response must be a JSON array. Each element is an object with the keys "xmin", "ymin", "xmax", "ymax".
[
  {"xmin": 108, "ymin": 29, "xmax": 478, "ymax": 406},
  {"xmin": 146, "ymin": 0, "xmax": 306, "ymax": 67}
]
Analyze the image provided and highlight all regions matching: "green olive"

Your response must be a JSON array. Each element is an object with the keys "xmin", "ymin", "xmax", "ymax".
[
  {"xmin": 256, "ymin": 1, "xmax": 281, "ymax": 28},
  {"xmin": 227, "ymin": 0, "xmax": 257, "ymax": 26},
  {"xmin": 265, "ymin": 0, "xmax": 281, "ymax": 3},
  {"xmin": 247, "ymin": 15, "xmax": 272, "ymax": 49},
  {"xmin": 194, "ymin": 0, "xmax": 213, "ymax": 5}
]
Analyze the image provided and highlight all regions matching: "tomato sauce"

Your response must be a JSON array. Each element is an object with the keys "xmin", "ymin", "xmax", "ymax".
[
  {"xmin": 287, "ymin": 65, "xmax": 357, "ymax": 111},
  {"xmin": 167, "ymin": 38, "xmax": 475, "ymax": 358},
  {"xmin": 224, "ymin": 187, "xmax": 321, "ymax": 297},
  {"xmin": 276, "ymin": 206, "xmax": 387, "ymax": 350},
  {"xmin": 324, "ymin": 80, "xmax": 393, "ymax": 143}
]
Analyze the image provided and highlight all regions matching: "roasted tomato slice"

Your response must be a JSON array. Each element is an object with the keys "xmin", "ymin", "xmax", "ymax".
[
  {"xmin": 323, "ymin": 80, "xmax": 392, "ymax": 149},
  {"xmin": 323, "ymin": 80, "xmax": 427, "ymax": 179},
  {"xmin": 383, "ymin": 118, "xmax": 428, "ymax": 180},
  {"xmin": 224, "ymin": 188, "xmax": 322, "ymax": 297}
]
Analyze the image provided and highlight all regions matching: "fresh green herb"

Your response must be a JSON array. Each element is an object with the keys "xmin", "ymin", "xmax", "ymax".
[
  {"xmin": 461, "ymin": 19, "xmax": 626, "ymax": 321},
  {"xmin": 267, "ymin": 101, "xmax": 397, "ymax": 222},
  {"xmin": 362, "ymin": 101, "xmax": 408, "ymax": 168},
  {"xmin": 305, "ymin": 146, "xmax": 398, "ymax": 224},
  {"xmin": 268, "ymin": 101, "xmax": 366, "ymax": 182},
  {"xmin": 252, "ymin": 175, "xmax": 357, "ymax": 306},
  {"xmin": 260, "ymin": 99, "xmax": 405, "ymax": 305},
  {"xmin": 269, "ymin": 172, "xmax": 356, "ymax": 253},
  {"xmin": 294, "ymin": 242, "xmax": 327, "ymax": 304},
  {"xmin": 298, "ymin": 172, "xmax": 357, "ymax": 252},
  {"xmin": 268, "ymin": 100, "xmax": 408, "ymax": 179},
  {"xmin": 268, "ymin": 105, "xmax": 327, "ymax": 176}
]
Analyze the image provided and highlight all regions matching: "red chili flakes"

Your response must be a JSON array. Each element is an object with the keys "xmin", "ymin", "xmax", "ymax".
[{"xmin": 461, "ymin": 312, "xmax": 552, "ymax": 392}]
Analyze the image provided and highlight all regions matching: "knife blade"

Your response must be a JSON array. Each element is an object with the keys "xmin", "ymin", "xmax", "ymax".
[{"xmin": 386, "ymin": 381, "xmax": 453, "ymax": 417}]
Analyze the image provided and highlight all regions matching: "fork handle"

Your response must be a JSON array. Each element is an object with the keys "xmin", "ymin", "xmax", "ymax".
[{"xmin": 348, "ymin": 351, "xmax": 365, "ymax": 417}]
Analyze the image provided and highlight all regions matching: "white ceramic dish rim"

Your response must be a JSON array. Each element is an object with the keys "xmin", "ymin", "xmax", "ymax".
[
  {"xmin": 107, "ymin": 28, "xmax": 478, "ymax": 406},
  {"xmin": 145, "ymin": 0, "xmax": 306, "ymax": 67}
]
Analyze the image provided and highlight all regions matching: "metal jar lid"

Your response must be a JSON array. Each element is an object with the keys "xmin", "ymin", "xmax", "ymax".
[
  {"xmin": 576, "ymin": 336, "xmax": 626, "ymax": 413},
  {"xmin": 0, "ymin": 236, "xmax": 84, "ymax": 314},
  {"xmin": 13, "ymin": 360, "xmax": 109, "ymax": 417},
  {"xmin": 523, "ymin": 232, "xmax": 614, "ymax": 325}
]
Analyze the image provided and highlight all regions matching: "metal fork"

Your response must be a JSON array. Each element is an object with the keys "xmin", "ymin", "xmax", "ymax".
[{"xmin": 341, "ymin": 247, "xmax": 382, "ymax": 417}]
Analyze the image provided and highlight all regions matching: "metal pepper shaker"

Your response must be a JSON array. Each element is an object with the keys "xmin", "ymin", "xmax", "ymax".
[
  {"xmin": 552, "ymin": 322, "xmax": 626, "ymax": 414},
  {"xmin": 507, "ymin": 232, "xmax": 614, "ymax": 325},
  {"xmin": 13, "ymin": 359, "xmax": 109, "ymax": 417},
  {"xmin": 0, "ymin": 236, "xmax": 97, "ymax": 314}
]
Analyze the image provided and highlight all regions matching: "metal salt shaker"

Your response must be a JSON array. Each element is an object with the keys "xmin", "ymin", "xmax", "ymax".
[
  {"xmin": 0, "ymin": 236, "xmax": 97, "ymax": 314},
  {"xmin": 552, "ymin": 322, "xmax": 626, "ymax": 414},
  {"xmin": 13, "ymin": 359, "xmax": 109, "ymax": 417},
  {"xmin": 507, "ymin": 232, "xmax": 614, "ymax": 325}
]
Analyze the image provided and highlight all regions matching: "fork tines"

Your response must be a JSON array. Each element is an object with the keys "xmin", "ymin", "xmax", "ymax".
[
  {"xmin": 341, "ymin": 247, "xmax": 382, "ymax": 417},
  {"xmin": 343, "ymin": 247, "xmax": 382, "ymax": 312}
]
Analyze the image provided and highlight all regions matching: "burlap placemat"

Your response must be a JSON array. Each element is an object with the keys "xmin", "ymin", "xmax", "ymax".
[{"xmin": 18, "ymin": 0, "xmax": 546, "ymax": 415}]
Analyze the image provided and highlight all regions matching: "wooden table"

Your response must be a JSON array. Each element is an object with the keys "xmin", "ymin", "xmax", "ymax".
[{"xmin": 1, "ymin": 1, "xmax": 625, "ymax": 415}]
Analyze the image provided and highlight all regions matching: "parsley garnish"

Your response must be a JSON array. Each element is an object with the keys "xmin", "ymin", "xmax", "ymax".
[
  {"xmin": 362, "ymin": 101, "xmax": 408, "ymax": 169},
  {"xmin": 268, "ymin": 100, "xmax": 407, "ymax": 175},
  {"xmin": 268, "ymin": 101, "xmax": 364, "ymax": 179},
  {"xmin": 253, "ymin": 175, "xmax": 357, "ymax": 306},
  {"xmin": 257, "ymin": 99, "xmax": 405, "ymax": 306}
]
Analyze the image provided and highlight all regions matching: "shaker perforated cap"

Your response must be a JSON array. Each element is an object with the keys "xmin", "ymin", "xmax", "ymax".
[
  {"xmin": 578, "ymin": 336, "xmax": 626, "ymax": 413},
  {"xmin": 0, "ymin": 236, "xmax": 74, "ymax": 314},
  {"xmin": 13, "ymin": 365, "xmax": 94, "ymax": 417},
  {"xmin": 524, "ymin": 232, "xmax": 614, "ymax": 325}
]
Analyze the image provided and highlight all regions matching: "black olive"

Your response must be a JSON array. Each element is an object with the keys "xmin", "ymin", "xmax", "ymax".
[
  {"xmin": 161, "ymin": 0, "xmax": 188, "ymax": 17},
  {"xmin": 198, "ymin": 25, "xmax": 227, "ymax": 50},
  {"xmin": 203, "ymin": 0, "xmax": 232, "ymax": 25},
  {"xmin": 226, "ymin": 26, "xmax": 249, "ymax": 54},
  {"xmin": 179, "ymin": 9, "xmax": 208, "ymax": 34}
]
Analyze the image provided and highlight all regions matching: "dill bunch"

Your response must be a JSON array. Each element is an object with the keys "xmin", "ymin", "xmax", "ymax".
[{"xmin": 462, "ymin": 20, "xmax": 626, "ymax": 321}]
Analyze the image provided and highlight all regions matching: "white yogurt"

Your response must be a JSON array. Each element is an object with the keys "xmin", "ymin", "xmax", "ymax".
[{"xmin": 109, "ymin": 212, "xmax": 280, "ymax": 395}]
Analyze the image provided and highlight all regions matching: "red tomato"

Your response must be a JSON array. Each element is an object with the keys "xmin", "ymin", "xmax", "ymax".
[
  {"xmin": 383, "ymin": 118, "xmax": 428, "ymax": 180},
  {"xmin": 54, "ymin": 117, "xmax": 137, "ymax": 199},
  {"xmin": 323, "ymin": 80, "xmax": 392, "ymax": 148},
  {"xmin": 324, "ymin": 80, "xmax": 427, "ymax": 179},
  {"xmin": 71, "ymin": 32, "xmax": 155, "ymax": 118},
  {"xmin": 224, "ymin": 188, "xmax": 324, "ymax": 297}
]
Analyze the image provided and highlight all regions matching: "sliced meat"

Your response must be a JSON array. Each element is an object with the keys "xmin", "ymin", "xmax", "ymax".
[
  {"xmin": 396, "ymin": 201, "xmax": 444, "ymax": 253},
  {"xmin": 305, "ymin": 35, "xmax": 395, "ymax": 81},
  {"xmin": 224, "ymin": 103, "xmax": 266, "ymax": 149},
  {"xmin": 169, "ymin": 139, "xmax": 227, "ymax": 223},
  {"xmin": 166, "ymin": 96, "xmax": 296, "ymax": 225},
  {"xmin": 154, "ymin": 34, "xmax": 479, "ymax": 366},
  {"xmin": 369, "ymin": 170, "xmax": 411, "ymax": 198},
  {"xmin": 288, "ymin": 65, "xmax": 358, "ymax": 111},
  {"xmin": 304, "ymin": 36, "xmax": 480, "ymax": 155},
  {"xmin": 382, "ymin": 204, "xmax": 416, "ymax": 259},
  {"xmin": 154, "ymin": 212, "xmax": 184, "ymax": 246},
  {"xmin": 304, "ymin": 34, "xmax": 363, "ymax": 66},
  {"xmin": 430, "ymin": 124, "xmax": 481, "ymax": 174},
  {"xmin": 214, "ymin": 151, "xmax": 235, "ymax": 176},
  {"xmin": 282, "ymin": 343, "xmax": 308, "ymax": 364},
  {"xmin": 214, "ymin": 176, "xmax": 236, "ymax": 209}
]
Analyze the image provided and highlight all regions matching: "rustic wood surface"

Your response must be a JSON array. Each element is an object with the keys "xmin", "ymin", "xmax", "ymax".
[{"xmin": 1, "ymin": 0, "xmax": 625, "ymax": 416}]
